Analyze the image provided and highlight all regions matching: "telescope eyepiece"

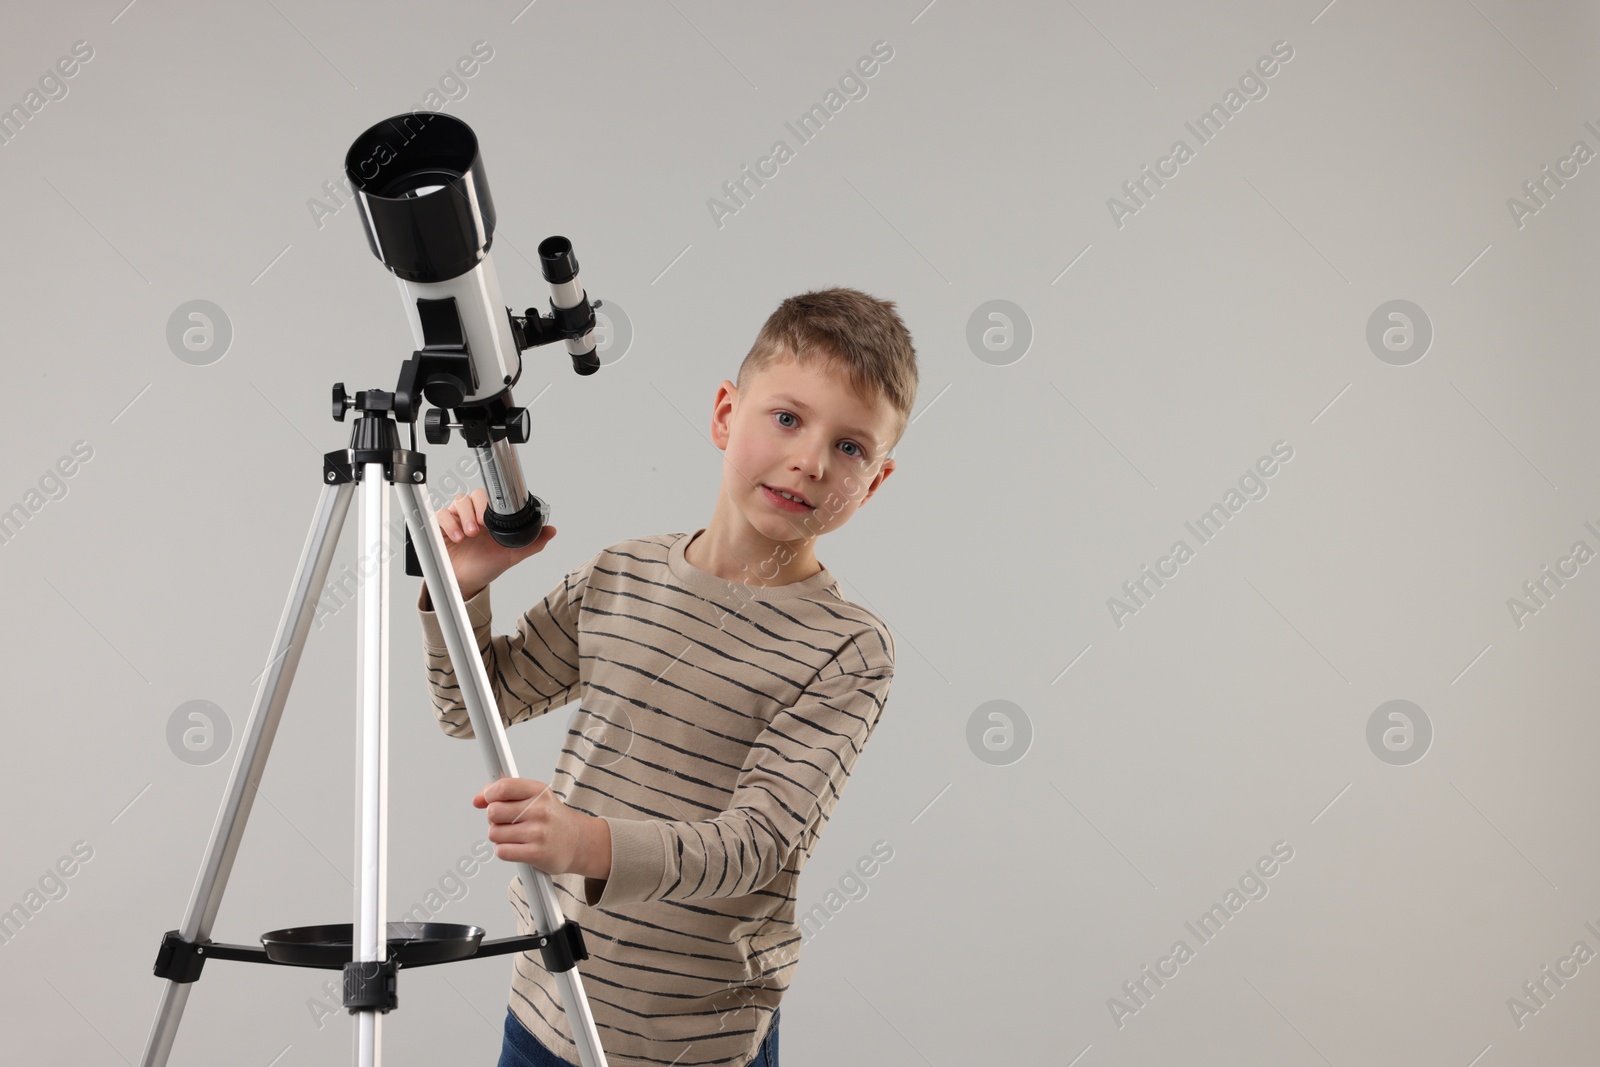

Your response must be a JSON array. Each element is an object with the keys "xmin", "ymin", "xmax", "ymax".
[{"xmin": 538, "ymin": 236, "xmax": 579, "ymax": 285}]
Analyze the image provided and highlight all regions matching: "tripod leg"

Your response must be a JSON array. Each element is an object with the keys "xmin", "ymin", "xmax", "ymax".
[
  {"xmin": 139, "ymin": 479, "xmax": 356, "ymax": 1067},
  {"xmin": 395, "ymin": 483, "xmax": 611, "ymax": 1067},
  {"xmin": 354, "ymin": 466, "xmax": 390, "ymax": 1067}
]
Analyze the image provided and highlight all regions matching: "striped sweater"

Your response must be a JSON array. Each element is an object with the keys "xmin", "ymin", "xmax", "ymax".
[{"xmin": 417, "ymin": 528, "xmax": 895, "ymax": 1067}]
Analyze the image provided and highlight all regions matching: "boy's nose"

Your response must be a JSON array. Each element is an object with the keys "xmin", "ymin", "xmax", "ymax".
[{"xmin": 790, "ymin": 441, "xmax": 826, "ymax": 479}]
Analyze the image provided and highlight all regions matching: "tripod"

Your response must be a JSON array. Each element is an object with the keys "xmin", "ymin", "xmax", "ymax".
[{"xmin": 137, "ymin": 378, "xmax": 611, "ymax": 1066}]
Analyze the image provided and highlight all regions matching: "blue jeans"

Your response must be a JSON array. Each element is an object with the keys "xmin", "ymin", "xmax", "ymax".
[{"xmin": 496, "ymin": 1006, "xmax": 780, "ymax": 1067}]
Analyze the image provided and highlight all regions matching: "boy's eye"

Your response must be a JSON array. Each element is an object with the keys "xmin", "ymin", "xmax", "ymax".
[{"xmin": 775, "ymin": 411, "xmax": 798, "ymax": 428}]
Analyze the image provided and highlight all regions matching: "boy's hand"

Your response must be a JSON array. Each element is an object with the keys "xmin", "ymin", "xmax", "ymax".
[
  {"xmin": 474, "ymin": 776, "xmax": 606, "ymax": 879},
  {"xmin": 428, "ymin": 488, "xmax": 557, "ymax": 603}
]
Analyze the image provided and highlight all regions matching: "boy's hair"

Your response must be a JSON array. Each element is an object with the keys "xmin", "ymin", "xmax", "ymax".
[{"xmin": 736, "ymin": 287, "xmax": 919, "ymax": 452}]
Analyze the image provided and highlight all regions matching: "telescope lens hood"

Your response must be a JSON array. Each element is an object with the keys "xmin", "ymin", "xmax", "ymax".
[{"xmin": 345, "ymin": 112, "xmax": 496, "ymax": 284}]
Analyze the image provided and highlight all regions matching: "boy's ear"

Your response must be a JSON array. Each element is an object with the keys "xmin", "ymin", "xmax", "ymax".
[
  {"xmin": 710, "ymin": 380, "xmax": 738, "ymax": 450},
  {"xmin": 856, "ymin": 456, "xmax": 896, "ymax": 507}
]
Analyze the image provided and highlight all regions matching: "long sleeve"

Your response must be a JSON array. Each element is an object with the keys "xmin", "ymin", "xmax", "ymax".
[
  {"xmin": 584, "ymin": 632, "xmax": 894, "ymax": 909},
  {"xmin": 417, "ymin": 555, "xmax": 595, "ymax": 739}
]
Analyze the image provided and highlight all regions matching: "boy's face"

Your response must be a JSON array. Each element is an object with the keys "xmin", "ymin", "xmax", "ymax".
[{"xmin": 710, "ymin": 353, "xmax": 899, "ymax": 545}]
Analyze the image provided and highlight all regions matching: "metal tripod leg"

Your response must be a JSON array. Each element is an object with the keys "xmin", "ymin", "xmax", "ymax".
[
  {"xmin": 395, "ymin": 481, "xmax": 611, "ymax": 1067},
  {"xmin": 138, "ymin": 480, "xmax": 356, "ymax": 1067},
  {"xmin": 354, "ymin": 464, "xmax": 390, "ymax": 1067}
]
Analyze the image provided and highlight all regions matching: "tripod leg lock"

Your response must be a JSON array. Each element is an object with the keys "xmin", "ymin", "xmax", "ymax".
[
  {"xmin": 342, "ymin": 958, "xmax": 400, "ymax": 1014},
  {"xmin": 152, "ymin": 929, "xmax": 208, "ymax": 983},
  {"xmin": 532, "ymin": 919, "xmax": 590, "ymax": 974},
  {"xmin": 323, "ymin": 450, "xmax": 354, "ymax": 485}
]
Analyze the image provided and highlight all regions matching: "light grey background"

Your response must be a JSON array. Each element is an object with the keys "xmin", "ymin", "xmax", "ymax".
[{"xmin": 1, "ymin": 1, "xmax": 1596, "ymax": 1064}]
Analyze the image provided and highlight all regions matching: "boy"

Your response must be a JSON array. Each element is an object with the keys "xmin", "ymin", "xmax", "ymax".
[{"xmin": 417, "ymin": 287, "xmax": 918, "ymax": 1067}]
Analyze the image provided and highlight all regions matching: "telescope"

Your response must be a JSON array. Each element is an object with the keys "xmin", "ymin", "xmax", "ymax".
[
  {"xmin": 138, "ymin": 112, "xmax": 616, "ymax": 1067},
  {"xmin": 344, "ymin": 110, "xmax": 602, "ymax": 546}
]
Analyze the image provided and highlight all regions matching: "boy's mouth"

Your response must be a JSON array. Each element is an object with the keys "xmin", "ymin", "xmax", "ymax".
[{"xmin": 763, "ymin": 485, "xmax": 813, "ymax": 510}]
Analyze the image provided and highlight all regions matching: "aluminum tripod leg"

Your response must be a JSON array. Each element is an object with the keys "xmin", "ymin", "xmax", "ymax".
[
  {"xmin": 395, "ymin": 481, "xmax": 611, "ymax": 1067},
  {"xmin": 354, "ymin": 465, "xmax": 390, "ymax": 1067},
  {"xmin": 138, "ymin": 480, "xmax": 356, "ymax": 1067}
]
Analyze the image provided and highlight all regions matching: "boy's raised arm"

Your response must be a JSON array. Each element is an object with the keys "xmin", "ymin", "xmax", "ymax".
[{"xmin": 417, "ymin": 552, "xmax": 598, "ymax": 739}]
